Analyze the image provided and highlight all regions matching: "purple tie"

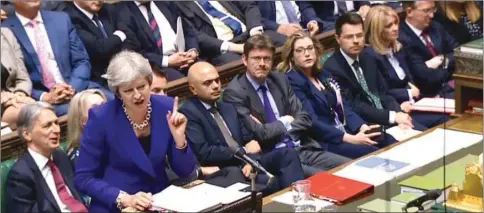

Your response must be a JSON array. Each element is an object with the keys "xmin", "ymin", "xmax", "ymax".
[
  {"xmin": 258, "ymin": 85, "xmax": 276, "ymax": 123},
  {"xmin": 258, "ymin": 85, "xmax": 294, "ymax": 148}
]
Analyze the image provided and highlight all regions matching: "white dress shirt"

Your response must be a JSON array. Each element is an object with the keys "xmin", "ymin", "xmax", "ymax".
[
  {"xmin": 28, "ymin": 148, "xmax": 72, "ymax": 212},
  {"xmin": 73, "ymin": 2, "xmax": 126, "ymax": 41},
  {"xmin": 245, "ymin": 73, "xmax": 300, "ymax": 148},
  {"xmin": 333, "ymin": 1, "xmax": 355, "ymax": 15},
  {"xmin": 385, "ymin": 50, "xmax": 415, "ymax": 103},
  {"xmin": 340, "ymin": 49, "xmax": 396, "ymax": 124},
  {"xmin": 274, "ymin": 1, "xmax": 301, "ymax": 24},
  {"xmin": 135, "ymin": 1, "xmax": 177, "ymax": 67},
  {"xmin": 16, "ymin": 12, "xmax": 65, "ymax": 100},
  {"xmin": 195, "ymin": 1, "xmax": 263, "ymax": 54}
]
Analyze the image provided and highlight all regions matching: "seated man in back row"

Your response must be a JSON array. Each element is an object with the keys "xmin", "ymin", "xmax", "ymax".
[
  {"xmin": 180, "ymin": 61, "xmax": 304, "ymax": 194},
  {"xmin": 2, "ymin": 0, "xmax": 113, "ymax": 116},
  {"xmin": 223, "ymin": 34, "xmax": 350, "ymax": 177}
]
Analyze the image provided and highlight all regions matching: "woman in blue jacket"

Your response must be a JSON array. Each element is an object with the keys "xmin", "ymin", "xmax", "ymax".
[{"xmin": 279, "ymin": 32, "xmax": 396, "ymax": 159}]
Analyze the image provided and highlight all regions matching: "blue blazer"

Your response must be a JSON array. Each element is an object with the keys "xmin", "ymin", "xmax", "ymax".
[
  {"xmin": 286, "ymin": 68, "xmax": 365, "ymax": 148},
  {"xmin": 2, "ymin": 11, "xmax": 91, "ymax": 101},
  {"xmin": 256, "ymin": 1, "xmax": 323, "ymax": 32},
  {"xmin": 364, "ymin": 47, "xmax": 418, "ymax": 103},
  {"xmin": 180, "ymin": 97, "xmax": 256, "ymax": 168},
  {"xmin": 398, "ymin": 21, "xmax": 458, "ymax": 97},
  {"xmin": 75, "ymin": 95, "xmax": 196, "ymax": 212},
  {"xmin": 324, "ymin": 49, "xmax": 401, "ymax": 126},
  {"xmin": 116, "ymin": 1, "xmax": 199, "ymax": 68}
]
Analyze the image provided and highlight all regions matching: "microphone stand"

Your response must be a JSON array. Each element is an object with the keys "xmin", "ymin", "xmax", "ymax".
[{"xmin": 250, "ymin": 167, "xmax": 260, "ymax": 213}]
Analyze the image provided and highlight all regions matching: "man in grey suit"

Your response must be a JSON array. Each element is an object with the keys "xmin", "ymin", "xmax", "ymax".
[{"xmin": 223, "ymin": 34, "xmax": 350, "ymax": 177}]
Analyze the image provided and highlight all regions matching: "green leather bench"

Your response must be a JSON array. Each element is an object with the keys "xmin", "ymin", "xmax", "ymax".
[{"xmin": 1, "ymin": 142, "xmax": 69, "ymax": 212}]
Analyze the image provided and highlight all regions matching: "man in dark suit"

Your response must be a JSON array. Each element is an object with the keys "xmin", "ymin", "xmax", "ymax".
[
  {"xmin": 223, "ymin": 34, "xmax": 350, "ymax": 177},
  {"xmin": 2, "ymin": 0, "xmax": 113, "ymax": 116},
  {"xmin": 399, "ymin": 1, "xmax": 458, "ymax": 98},
  {"xmin": 310, "ymin": 1, "xmax": 371, "ymax": 31},
  {"xmin": 116, "ymin": 1, "xmax": 199, "ymax": 81},
  {"xmin": 324, "ymin": 13, "xmax": 427, "ymax": 131},
  {"xmin": 6, "ymin": 102, "xmax": 87, "ymax": 213},
  {"xmin": 181, "ymin": 61, "xmax": 304, "ymax": 193},
  {"xmin": 64, "ymin": 1, "xmax": 125, "ymax": 86},
  {"xmin": 175, "ymin": 1, "xmax": 286, "ymax": 66},
  {"xmin": 256, "ymin": 1, "xmax": 323, "ymax": 35}
]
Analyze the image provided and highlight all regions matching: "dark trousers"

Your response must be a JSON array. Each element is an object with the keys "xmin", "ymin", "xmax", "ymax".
[
  {"xmin": 411, "ymin": 111, "xmax": 450, "ymax": 130},
  {"xmin": 327, "ymin": 133, "xmax": 397, "ymax": 159},
  {"xmin": 295, "ymin": 143, "xmax": 351, "ymax": 178}
]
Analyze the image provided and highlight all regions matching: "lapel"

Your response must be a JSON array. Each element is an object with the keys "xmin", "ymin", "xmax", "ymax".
[
  {"xmin": 5, "ymin": 16, "xmax": 42, "ymax": 74},
  {"xmin": 428, "ymin": 23, "xmax": 442, "ymax": 54},
  {"xmin": 185, "ymin": 1, "xmax": 212, "ymax": 25},
  {"xmin": 192, "ymin": 98, "xmax": 227, "ymax": 146},
  {"xmin": 383, "ymin": 54, "xmax": 400, "ymax": 82},
  {"xmin": 241, "ymin": 75, "xmax": 266, "ymax": 122},
  {"xmin": 402, "ymin": 22, "xmax": 433, "ymax": 57},
  {"xmin": 394, "ymin": 51, "xmax": 412, "ymax": 81},
  {"xmin": 153, "ymin": 2, "xmax": 177, "ymax": 31},
  {"xmin": 127, "ymin": 2, "xmax": 156, "ymax": 45},
  {"xmin": 114, "ymin": 98, "xmax": 156, "ymax": 178},
  {"xmin": 99, "ymin": 8, "xmax": 114, "ymax": 34},
  {"xmin": 147, "ymin": 96, "xmax": 167, "ymax": 166},
  {"xmin": 335, "ymin": 50, "xmax": 362, "ymax": 89},
  {"xmin": 219, "ymin": 2, "xmax": 244, "ymax": 21},
  {"xmin": 73, "ymin": 5, "xmax": 104, "ymax": 38},
  {"xmin": 265, "ymin": 77, "xmax": 285, "ymax": 116},
  {"xmin": 24, "ymin": 152, "xmax": 61, "ymax": 212},
  {"xmin": 41, "ymin": 12, "xmax": 62, "ymax": 68},
  {"xmin": 52, "ymin": 151, "xmax": 80, "ymax": 202},
  {"xmin": 358, "ymin": 54, "xmax": 374, "ymax": 86}
]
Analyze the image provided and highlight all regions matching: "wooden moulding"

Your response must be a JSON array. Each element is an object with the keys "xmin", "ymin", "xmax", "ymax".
[{"xmin": 0, "ymin": 31, "xmax": 338, "ymax": 161}]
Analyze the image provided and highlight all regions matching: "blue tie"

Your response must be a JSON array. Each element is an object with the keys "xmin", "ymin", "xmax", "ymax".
[
  {"xmin": 197, "ymin": 0, "xmax": 243, "ymax": 37},
  {"xmin": 92, "ymin": 15, "xmax": 108, "ymax": 38},
  {"xmin": 280, "ymin": 1, "xmax": 299, "ymax": 23},
  {"xmin": 259, "ymin": 85, "xmax": 295, "ymax": 148},
  {"xmin": 145, "ymin": 3, "xmax": 163, "ymax": 51}
]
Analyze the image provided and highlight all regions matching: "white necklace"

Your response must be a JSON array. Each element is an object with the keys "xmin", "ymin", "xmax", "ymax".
[{"xmin": 123, "ymin": 101, "xmax": 152, "ymax": 130}]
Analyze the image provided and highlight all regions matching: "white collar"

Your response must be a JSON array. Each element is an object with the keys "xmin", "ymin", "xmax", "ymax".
[
  {"xmin": 405, "ymin": 19, "xmax": 423, "ymax": 37},
  {"xmin": 16, "ymin": 11, "xmax": 43, "ymax": 27},
  {"xmin": 28, "ymin": 148, "xmax": 53, "ymax": 170},
  {"xmin": 200, "ymin": 100, "xmax": 217, "ymax": 111},
  {"xmin": 74, "ymin": 2, "xmax": 94, "ymax": 20},
  {"xmin": 339, "ymin": 48, "xmax": 360, "ymax": 68},
  {"xmin": 135, "ymin": 1, "xmax": 151, "ymax": 7}
]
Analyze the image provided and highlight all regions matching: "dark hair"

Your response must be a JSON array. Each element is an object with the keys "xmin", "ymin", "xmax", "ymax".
[
  {"xmin": 149, "ymin": 62, "xmax": 166, "ymax": 78},
  {"xmin": 243, "ymin": 34, "xmax": 275, "ymax": 57},
  {"xmin": 401, "ymin": 1, "xmax": 417, "ymax": 11},
  {"xmin": 335, "ymin": 12, "xmax": 364, "ymax": 36}
]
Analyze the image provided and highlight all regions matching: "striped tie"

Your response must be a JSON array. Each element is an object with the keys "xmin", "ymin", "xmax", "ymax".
[{"xmin": 145, "ymin": 3, "xmax": 162, "ymax": 50}]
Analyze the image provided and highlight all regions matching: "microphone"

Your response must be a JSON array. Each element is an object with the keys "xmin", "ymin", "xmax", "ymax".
[
  {"xmin": 229, "ymin": 146, "xmax": 275, "ymax": 184},
  {"xmin": 402, "ymin": 189, "xmax": 442, "ymax": 212}
]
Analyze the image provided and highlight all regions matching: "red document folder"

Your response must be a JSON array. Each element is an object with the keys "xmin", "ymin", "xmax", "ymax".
[{"xmin": 307, "ymin": 172, "xmax": 374, "ymax": 206}]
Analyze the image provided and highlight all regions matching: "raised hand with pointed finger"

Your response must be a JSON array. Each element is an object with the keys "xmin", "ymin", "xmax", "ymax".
[{"xmin": 166, "ymin": 96, "xmax": 188, "ymax": 148}]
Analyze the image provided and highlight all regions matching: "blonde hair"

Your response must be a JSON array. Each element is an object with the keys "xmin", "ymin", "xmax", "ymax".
[
  {"xmin": 439, "ymin": 1, "xmax": 481, "ymax": 23},
  {"xmin": 67, "ymin": 89, "xmax": 107, "ymax": 152},
  {"xmin": 277, "ymin": 31, "xmax": 325, "ymax": 73},
  {"xmin": 365, "ymin": 5, "xmax": 402, "ymax": 55}
]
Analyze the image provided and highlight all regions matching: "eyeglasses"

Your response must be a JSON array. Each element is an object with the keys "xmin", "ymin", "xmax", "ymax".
[
  {"xmin": 249, "ymin": 56, "xmax": 272, "ymax": 63},
  {"xmin": 294, "ymin": 46, "xmax": 315, "ymax": 55},
  {"xmin": 414, "ymin": 7, "xmax": 437, "ymax": 14},
  {"xmin": 340, "ymin": 33, "xmax": 364, "ymax": 41}
]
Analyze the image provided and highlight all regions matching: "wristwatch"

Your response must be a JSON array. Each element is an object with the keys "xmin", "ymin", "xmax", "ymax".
[{"xmin": 196, "ymin": 166, "xmax": 204, "ymax": 179}]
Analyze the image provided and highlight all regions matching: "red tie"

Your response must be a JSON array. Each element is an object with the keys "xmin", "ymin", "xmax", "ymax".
[
  {"xmin": 421, "ymin": 32, "xmax": 438, "ymax": 57},
  {"xmin": 47, "ymin": 160, "xmax": 87, "ymax": 212}
]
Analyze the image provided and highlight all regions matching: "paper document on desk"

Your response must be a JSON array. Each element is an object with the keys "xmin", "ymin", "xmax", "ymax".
[
  {"xmin": 385, "ymin": 126, "xmax": 422, "ymax": 141},
  {"xmin": 411, "ymin": 98, "xmax": 455, "ymax": 114},
  {"xmin": 271, "ymin": 191, "xmax": 334, "ymax": 210},
  {"xmin": 175, "ymin": 17, "xmax": 185, "ymax": 52},
  {"xmin": 151, "ymin": 183, "xmax": 249, "ymax": 212}
]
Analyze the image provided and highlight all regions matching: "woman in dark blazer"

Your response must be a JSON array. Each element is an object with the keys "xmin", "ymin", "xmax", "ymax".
[
  {"xmin": 434, "ymin": 1, "xmax": 482, "ymax": 45},
  {"xmin": 364, "ymin": 5, "xmax": 449, "ymax": 129},
  {"xmin": 279, "ymin": 32, "xmax": 396, "ymax": 159},
  {"xmin": 75, "ymin": 51, "xmax": 196, "ymax": 212}
]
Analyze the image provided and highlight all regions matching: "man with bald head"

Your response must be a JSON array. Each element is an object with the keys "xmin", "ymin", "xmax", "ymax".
[{"xmin": 180, "ymin": 62, "xmax": 304, "ymax": 193}]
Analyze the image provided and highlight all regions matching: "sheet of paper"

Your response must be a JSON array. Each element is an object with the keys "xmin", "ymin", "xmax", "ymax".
[
  {"xmin": 226, "ymin": 182, "xmax": 250, "ymax": 191},
  {"xmin": 188, "ymin": 183, "xmax": 249, "ymax": 205},
  {"xmin": 414, "ymin": 98, "xmax": 455, "ymax": 108},
  {"xmin": 175, "ymin": 17, "xmax": 185, "ymax": 52},
  {"xmin": 385, "ymin": 126, "xmax": 422, "ymax": 141},
  {"xmin": 152, "ymin": 185, "xmax": 221, "ymax": 212},
  {"xmin": 271, "ymin": 191, "xmax": 334, "ymax": 210}
]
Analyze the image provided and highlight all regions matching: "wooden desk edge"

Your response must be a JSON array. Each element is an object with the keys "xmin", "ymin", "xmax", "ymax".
[{"xmin": 262, "ymin": 114, "xmax": 481, "ymax": 205}]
